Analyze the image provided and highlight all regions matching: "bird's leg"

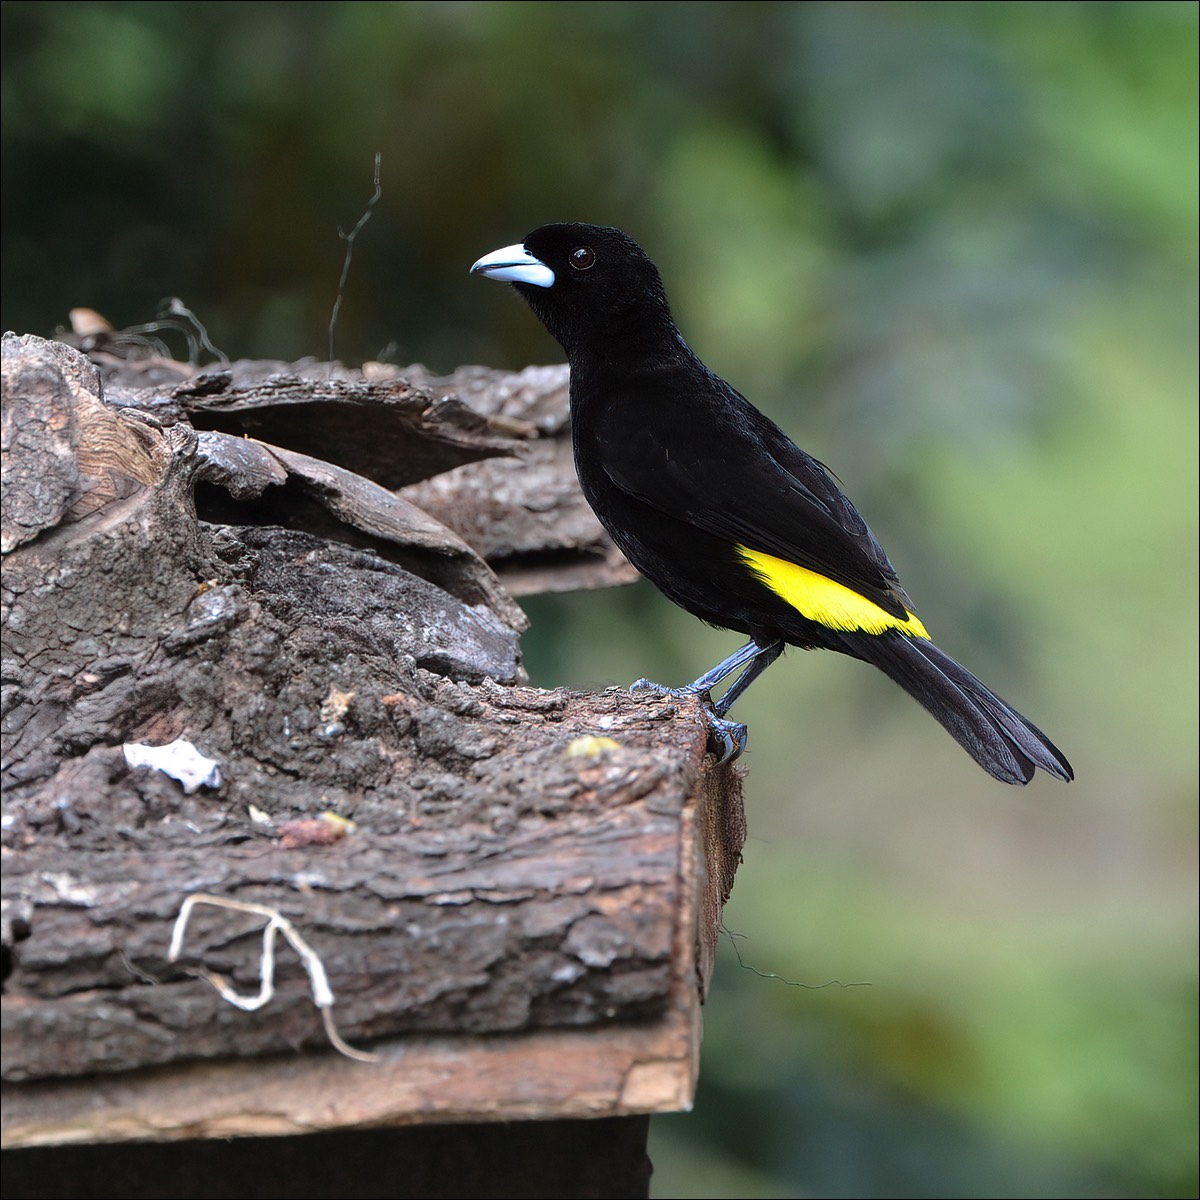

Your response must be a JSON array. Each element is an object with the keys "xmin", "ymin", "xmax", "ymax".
[
  {"xmin": 711, "ymin": 639, "xmax": 783, "ymax": 717},
  {"xmin": 702, "ymin": 639, "xmax": 783, "ymax": 761},
  {"xmin": 630, "ymin": 638, "xmax": 765, "ymax": 700},
  {"xmin": 630, "ymin": 639, "xmax": 784, "ymax": 763}
]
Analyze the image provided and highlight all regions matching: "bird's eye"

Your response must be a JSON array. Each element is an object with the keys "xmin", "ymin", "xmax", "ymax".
[{"xmin": 569, "ymin": 246, "xmax": 596, "ymax": 271}]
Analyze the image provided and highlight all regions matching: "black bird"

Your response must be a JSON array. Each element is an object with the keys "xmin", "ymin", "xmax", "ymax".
[{"xmin": 471, "ymin": 223, "xmax": 1072, "ymax": 785}]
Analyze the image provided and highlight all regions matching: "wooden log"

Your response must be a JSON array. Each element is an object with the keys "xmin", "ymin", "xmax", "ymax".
[{"xmin": 0, "ymin": 334, "xmax": 745, "ymax": 1163}]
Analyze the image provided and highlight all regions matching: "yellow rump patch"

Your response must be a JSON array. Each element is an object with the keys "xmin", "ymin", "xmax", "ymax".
[{"xmin": 738, "ymin": 545, "xmax": 929, "ymax": 638}]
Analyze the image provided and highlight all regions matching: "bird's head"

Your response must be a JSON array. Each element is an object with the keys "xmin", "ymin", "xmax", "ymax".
[{"xmin": 471, "ymin": 222, "xmax": 675, "ymax": 359}]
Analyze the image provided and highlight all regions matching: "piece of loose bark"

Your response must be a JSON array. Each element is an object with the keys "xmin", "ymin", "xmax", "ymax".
[
  {"xmin": 397, "ymin": 364, "xmax": 639, "ymax": 595},
  {"xmin": 55, "ymin": 331, "xmax": 638, "ymax": 594}
]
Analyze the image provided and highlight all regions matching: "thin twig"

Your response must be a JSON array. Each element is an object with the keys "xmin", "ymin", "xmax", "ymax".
[
  {"xmin": 328, "ymin": 152, "xmax": 383, "ymax": 368},
  {"xmin": 722, "ymin": 925, "xmax": 870, "ymax": 990},
  {"xmin": 124, "ymin": 298, "xmax": 229, "ymax": 366}
]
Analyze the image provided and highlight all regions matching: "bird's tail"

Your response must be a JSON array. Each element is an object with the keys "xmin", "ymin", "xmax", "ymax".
[{"xmin": 842, "ymin": 633, "xmax": 1073, "ymax": 785}]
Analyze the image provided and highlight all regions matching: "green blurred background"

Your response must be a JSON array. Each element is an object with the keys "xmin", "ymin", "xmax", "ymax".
[{"xmin": 3, "ymin": 2, "xmax": 1195, "ymax": 1195}]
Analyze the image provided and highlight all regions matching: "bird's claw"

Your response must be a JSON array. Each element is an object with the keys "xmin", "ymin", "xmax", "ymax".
[
  {"xmin": 629, "ymin": 677, "xmax": 709, "ymax": 701},
  {"xmin": 703, "ymin": 706, "xmax": 748, "ymax": 764}
]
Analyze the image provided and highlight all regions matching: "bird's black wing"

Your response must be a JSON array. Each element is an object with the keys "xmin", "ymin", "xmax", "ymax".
[{"xmin": 599, "ymin": 379, "xmax": 916, "ymax": 617}]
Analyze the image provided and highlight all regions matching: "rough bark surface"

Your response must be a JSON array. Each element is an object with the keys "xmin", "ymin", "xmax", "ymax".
[{"xmin": 0, "ymin": 334, "xmax": 745, "ymax": 1135}]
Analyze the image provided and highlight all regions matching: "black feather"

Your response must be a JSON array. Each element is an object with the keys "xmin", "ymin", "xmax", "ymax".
[
  {"xmin": 838, "ymin": 632, "xmax": 1074, "ymax": 784},
  {"xmin": 472, "ymin": 222, "xmax": 1073, "ymax": 784}
]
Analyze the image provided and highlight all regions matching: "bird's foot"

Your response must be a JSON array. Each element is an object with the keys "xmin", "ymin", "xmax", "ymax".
[
  {"xmin": 701, "ymin": 703, "xmax": 749, "ymax": 764},
  {"xmin": 629, "ymin": 679, "xmax": 747, "ymax": 764},
  {"xmin": 629, "ymin": 677, "xmax": 710, "ymax": 701}
]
